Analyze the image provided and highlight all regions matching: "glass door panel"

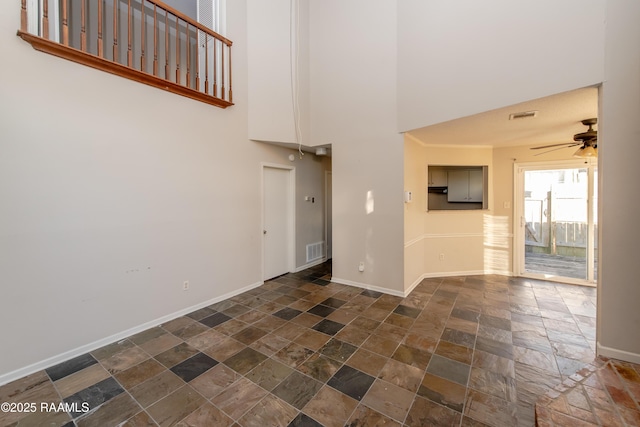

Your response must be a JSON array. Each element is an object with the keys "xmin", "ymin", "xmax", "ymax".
[{"xmin": 523, "ymin": 168, "xmax": 589, "ymax": 280}]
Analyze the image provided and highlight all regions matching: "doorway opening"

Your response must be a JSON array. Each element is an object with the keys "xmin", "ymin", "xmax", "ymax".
[{"xmin": 514, "ymin": 159, "xmax": 598, "ymax": 285}]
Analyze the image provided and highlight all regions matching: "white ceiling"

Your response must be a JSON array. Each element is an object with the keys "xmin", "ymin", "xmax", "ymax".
[{"xmin": 406, "ymin": 87, "xmax": 598, "ymax": 148}]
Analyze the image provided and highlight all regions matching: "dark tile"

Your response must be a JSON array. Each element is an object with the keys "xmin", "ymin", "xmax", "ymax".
[
  {"xmin": 200, "ymin": 312, "xmax": 232, "ymax": 328},
  {"xmin": 320, "ymin": 338, "xmax": 358, "ymax": 363},
  {"xmin": 427, "ymin": 354, "xmax": 470, "ymax": 386},
  {"xmin": 308, "ymin": 304, "xmax": 335, "ymax": 318},
  {"xmin": 320, "ymin": 297, "xmax": 346, "ymax": 308},
  {"xmin": 361, "ymin": 289, "xmax": 383, "ymax": 298},
  {"xmin": 186, "ymin": 307, "xmax": 216, "ymax": 321},
  {"xmin": 64, "ymin": 377, "xmax": 123, "ymax": 418},
  {"xmin": 312, "ymin": 319, "xmax": 345, "ymax": 336},
  {"xmin": 46, "ymin": 353, "xmax": 98, "ymax": 382},
  {"xmin": 273, "ymin": 307, "xmax": 303, "ymax": 320},
  {"xmin": 223, "ymin": 347, "xmax": 267, "ymax": 375},
  {"xmin": 272, "ymin": 371, "xmax": 323, "ymax": 409},
  {"xmin": 287, "ymin": 413, "xmax": 323, "ymax": 427},
  {"xmin": 170, "ymin": 352, "xmax": 218, "ymax": 382},
  {"xmin": 327, "ymin": 365, "xmax": 375, "ymax": 401},
  {"xmin": 393, "ymin": 305, "xmax": 421, "ymax": 319}
]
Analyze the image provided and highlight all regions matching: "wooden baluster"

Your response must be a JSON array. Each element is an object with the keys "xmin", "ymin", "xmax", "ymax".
[
  {"xmin": 113, "ymin": 0, "xmax": 118, "ymax": 62},
  {"xmin": 153, "ymin": 4, "xmax": 158, "ymax": 76},
  {"xmin": 164, "ymin": 11, "xmax": 169, "ymax": 79},
  {"xmin": 127, "ymin": 0, "xmax": 132, "ymax": 66},
  {"xmin": 213, "ymin": 38, "xmax": 217, "ymax": 97},
  {"xmin": 204, "ymin": 35, "xmax": 209, "ymax": 94},
  {"xmin": 20, "ymin": 0, "xmax": 27, "ymax": 32},
  {"xmin": 42, "ymin": 0, "xmax": 49, "ymax": 39},
  {"xmin": 62, "ymin": 0, "xmax": 68, "ymax": 45},
  {"xmin": 140, "ymin": 0, "xmax": 145, "ymax": 71},
  {"xmin": 175, "ymin": 16, "xmax": 180, "ymax": 84},
  {"xmin": 81, "ymin": 0, "xmax": 86, "ymax": 51},
  {"xmin": 221, "ymin": 40, "xmax": 225, "ymax": 100},
  {"xmin": 195, "ymin": 29, "xmax": 200, "ymax": 91},
  {"xmin": 228, "ymin": 45, "xmax": 232, "ymax": 103},
  {"xmin": 98, "ymin": 0, "xmax": 104, "ymax": 57},
  {"xmin": 185, "ymin": 23, "xmax": 190, "ymax": 88}
]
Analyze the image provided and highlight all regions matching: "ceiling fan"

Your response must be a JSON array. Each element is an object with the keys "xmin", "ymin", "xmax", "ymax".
[{"xmin": 530, "ymin": 118, "xmax": 598, "ymax": 157}]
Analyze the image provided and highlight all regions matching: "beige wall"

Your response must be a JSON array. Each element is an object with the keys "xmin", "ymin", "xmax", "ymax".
[
  {"xmin": 0, "ymin": 0, "xmax": 328, "ymax": 382},
  {"xmin": 404, "ymin": 139, "xmax": 497, "ymax": 290},
  {"xmin": 598, "ymin": 0, "xmax": 640, "ymax": 362},
  {"xmin": 397, "ymin": 0, "xmax": 606, "ymax": 132},
  {"xmin": 309, "ymin": 0, "xmax": 404, "ymax": 295}
]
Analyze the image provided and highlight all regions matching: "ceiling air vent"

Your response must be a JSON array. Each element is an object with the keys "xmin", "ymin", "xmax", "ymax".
[{"xmin": 509, "ymin": 110, "xmax": 538, "ymax": 120}]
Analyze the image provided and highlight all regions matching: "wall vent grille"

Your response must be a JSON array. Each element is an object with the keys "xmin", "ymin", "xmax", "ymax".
[{"xmin": 306, "ymin": 242, "xmax": 325, "ymax": 263}]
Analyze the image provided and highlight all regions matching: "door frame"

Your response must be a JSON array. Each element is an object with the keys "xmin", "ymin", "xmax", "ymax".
[
  {"xmin": 324, "ymin": 170, "xmax": 332, "ymax": 260},
  {"xmin": 513, "ymin": 158, "xmax": 597, "ymax": 286},
  {"xmin": 261, "ymin": 163, "xmax": 296, "ymax": 281}
]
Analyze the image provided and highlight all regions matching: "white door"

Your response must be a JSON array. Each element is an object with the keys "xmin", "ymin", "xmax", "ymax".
[{"xmin": 263, "ymin": 166, "xmax": 293, "ymax": 280}]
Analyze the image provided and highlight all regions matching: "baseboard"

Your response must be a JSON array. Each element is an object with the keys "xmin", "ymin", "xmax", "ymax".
[
  {"xmin": 331, "ymin": 277, "xmax": 405, "ymax": 297},
  {"xmin": 419, "ymin": 270, "xmax": 486, "ymax": 279},
  {"xmin": 597, "ymin": 342, "xmax": 640, "ymax": 364},
  {"xmin": 0, "ymin": 280, "xmax": 264, "ymax": 386},
  {"xmin": 293, "ymin": 257, "xmax": 327, "ymax": 273}
]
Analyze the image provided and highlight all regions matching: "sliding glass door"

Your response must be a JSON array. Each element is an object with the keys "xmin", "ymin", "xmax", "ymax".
[{"xmin": 515, "ymin": 160, "xmax": 597, "ymax": 285}]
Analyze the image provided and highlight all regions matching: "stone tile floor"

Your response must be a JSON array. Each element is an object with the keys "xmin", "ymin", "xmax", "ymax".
[{"xmin": 0, "ymin": 261, "xmax": 622, "ymax": 427}]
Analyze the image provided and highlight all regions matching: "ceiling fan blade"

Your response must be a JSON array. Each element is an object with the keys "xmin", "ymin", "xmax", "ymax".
[
  {"xmin": 533, "ymin": 144, "xmax": 581, "ymax": 156},
  {"xmin": 530, "ymin": 142, "xmax": 576, "ymax": 150}
]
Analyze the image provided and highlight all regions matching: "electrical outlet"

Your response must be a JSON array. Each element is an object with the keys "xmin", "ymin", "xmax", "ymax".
[
  {"xmin": 183, "ymin": 280, "xmax": 189, "ymax": 291},
  {"xmin": 439, "ymin": 253, "xmax": 445, "ymax": 261},
  {"xmin": 358, "ymin": 261, "xmax": 365, "ymax": 272}
]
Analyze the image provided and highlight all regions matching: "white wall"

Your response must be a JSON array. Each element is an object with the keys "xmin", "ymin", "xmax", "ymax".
[
  {"xmin": 397, "ymin": 0, "xmax": 606, "ymax": 132},
  {"xmin": 0, "ymin": 0, "xmax": 326, "ymax": 382},
  {"xmin": 309, "ymin": 0, "xmax": 404, "ymax": 295},
  {"xmin": 247, "ymin": 0, "xmax": 311, "ymax": 146},
  {"xmin": 598, "ymin": 0, "xmax": 640, "ymax": 362}
]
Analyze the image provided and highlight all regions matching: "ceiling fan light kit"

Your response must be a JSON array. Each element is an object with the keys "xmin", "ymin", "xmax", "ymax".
[{"xmin": 574, "ymin": 145, "xmax": 597, "ymax": 158}]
